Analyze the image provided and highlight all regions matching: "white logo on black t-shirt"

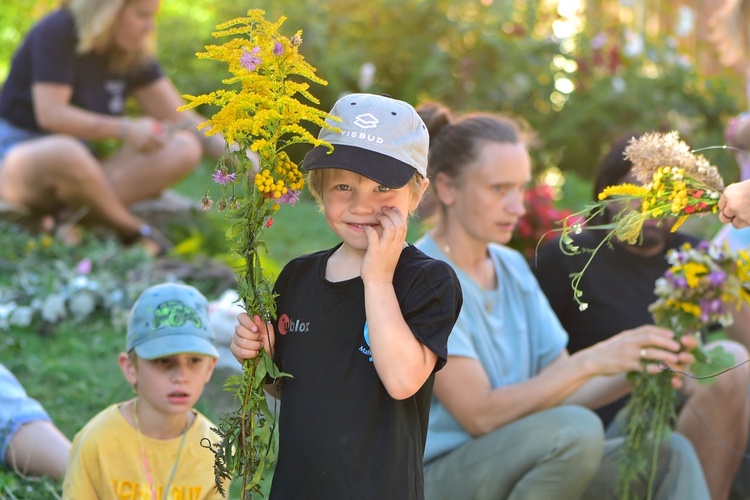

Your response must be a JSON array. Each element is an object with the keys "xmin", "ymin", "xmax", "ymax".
[{"xmin": 105, "ymin": 80, "xmax": 126, "ymax": 114}]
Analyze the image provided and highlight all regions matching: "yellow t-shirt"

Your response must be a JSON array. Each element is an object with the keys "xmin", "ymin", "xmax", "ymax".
[{"xmin": 63, "ymin": 402, "xmax": 228, "ymax": 499}]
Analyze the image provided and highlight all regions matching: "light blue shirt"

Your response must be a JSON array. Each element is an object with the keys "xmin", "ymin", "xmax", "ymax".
[{"xmin": 416, "ymin": 234, "xmax": 568, "ymax": 464}]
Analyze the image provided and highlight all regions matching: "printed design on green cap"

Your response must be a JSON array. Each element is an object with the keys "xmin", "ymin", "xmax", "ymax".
[{"xmin": 153, "ymin": 301, "xmax": 203, "ymax": 330}]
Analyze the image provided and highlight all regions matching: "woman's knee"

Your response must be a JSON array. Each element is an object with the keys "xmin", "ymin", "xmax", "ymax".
[
  {"xmin": 1, "ymin": 136, "xmax": 104, "ymax": 203},
  {"xmin": 169, "ymin": 130, "xmax": 203, "ymax": 173},
  {"xmin": 703, "ymin": 340, "xmax": 750, "ymax": 398},
  {"xmin": 549, "ymin": 406, "xmax": 605, "ymax": 468},
  {"xmin": 14, "ymin": 136, "xmax": 100, "ymax": 175}
]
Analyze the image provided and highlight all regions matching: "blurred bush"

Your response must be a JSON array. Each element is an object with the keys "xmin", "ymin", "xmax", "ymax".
[{"xmin": 3, "ymin": 0, "xmax": 744, "ymax": 206}]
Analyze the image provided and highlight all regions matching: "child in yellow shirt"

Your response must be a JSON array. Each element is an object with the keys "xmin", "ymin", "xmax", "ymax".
[{"xmin": 63, "ymin": 283, "xmax": 228, "ymax": 499}]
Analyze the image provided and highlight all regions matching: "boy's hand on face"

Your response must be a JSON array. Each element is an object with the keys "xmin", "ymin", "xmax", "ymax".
[
  {"xmin": 361, "ymin": 206, "xmax": 407, "ymax": 284},
  {"xmin": 230, "ymin": 312, "xmax": 275, "ymax": 363}
]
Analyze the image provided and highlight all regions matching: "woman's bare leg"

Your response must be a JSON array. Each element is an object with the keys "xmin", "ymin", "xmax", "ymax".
[
  {"xmin": 0, "ymin": 130, "xmax": 202, "ymax": 243},
  {"xmin": 0, "ymin": 135, "xmax": 147, "ymax": 239},
  {"xmin": 103, "ymin": 129, "xmax": 203, "ymax": 205}
]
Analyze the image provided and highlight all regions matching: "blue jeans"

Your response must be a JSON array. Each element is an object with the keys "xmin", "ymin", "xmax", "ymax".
[{"xmin": 0, "ymin": 118, "xmax": 46, "ymax": 168}]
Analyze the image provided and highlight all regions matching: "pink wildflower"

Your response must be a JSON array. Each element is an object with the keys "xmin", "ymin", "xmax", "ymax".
[
  {"xmin": 240, "ymin": 46, "xmax": 262, "ymax": 72},
  {"xmin": 75, "ymin": 258, "xmax": 92, "ymax": 275},
  {"xmin": 212, "ymin": 169, "xmax": 237, "ymax": 185},
  {"xmin": 265, "ymin": 218, "xmax": 274, "ymax": 228},
  {"xmin": 278, "ymin": 189, "xmax": 301, "ymax": 206},
  {"xmin": 273, "ymin": 42, "xmax": 284, "ymax": 56}
]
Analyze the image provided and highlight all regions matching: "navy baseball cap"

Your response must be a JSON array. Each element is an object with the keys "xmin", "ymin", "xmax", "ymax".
[{"xmin": 302, "ymin": 93, "xmax": 428, "ymax": 188}]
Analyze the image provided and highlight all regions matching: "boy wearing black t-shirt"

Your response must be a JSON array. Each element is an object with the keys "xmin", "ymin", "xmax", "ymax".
[{"xmin": 231, "ymin": 93, "xmax": 463, "ymax": 499}]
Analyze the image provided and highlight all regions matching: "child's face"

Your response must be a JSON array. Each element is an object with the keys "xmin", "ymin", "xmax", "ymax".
[
  {"xmin": 120, "ymin": 352, "xmax": 216, "ymax": 417},
  {"xmin": 321, "ymin": 169, "xmax": 426, "ymax": 252}
]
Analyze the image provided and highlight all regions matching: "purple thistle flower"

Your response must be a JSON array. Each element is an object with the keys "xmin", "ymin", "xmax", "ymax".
[
  {"xmin": 699, "ymin": 298, "xmax": 725, "ymax": 323},
  {"xmin": 273, "ymin": 42, "xmax": 285, "ymax": 56},
  {"xmin": 708, "ymin": 270, "xmax": 727, "ymax": 287},
  {"xmin": 672, "ymin": 276, "xmax": 688, "ymax": 289},
  {"xmin": 241, "ymin": 46, "xmax": 262, "ymax": 72},
  {"xmin": 278, "ymin": 189, "xmax": 301, "ymax": 206},
  {"xmin": 212, "ymin": 169, "xmax": 237, "ymax": 185}
]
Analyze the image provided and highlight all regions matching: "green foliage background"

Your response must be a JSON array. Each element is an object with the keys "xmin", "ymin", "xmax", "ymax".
[
  {"xmin": 2, "ymin": 0, "xmax": 745, "ymax": 184},
  {"xmin": 0, "ymin": 0, "xmax": 745, "ymax": 497}
]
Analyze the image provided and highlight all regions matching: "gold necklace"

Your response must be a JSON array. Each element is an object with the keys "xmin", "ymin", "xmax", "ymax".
[{"xmin": 133, "ymin": 399, "xmax": 189, "ymax": 500}]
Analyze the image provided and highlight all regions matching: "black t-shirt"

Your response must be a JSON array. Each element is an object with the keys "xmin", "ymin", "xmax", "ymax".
[
  {"xmin": 0, "ymin": 9, "xmax": 163, "ymax": 131},
  {"xmin": 531, "ymin": 230, "xmax": 698, "ymax": 426},
  {"xmin": 269, "ymin": 244, "xmax": 462, "ymax": 500}
]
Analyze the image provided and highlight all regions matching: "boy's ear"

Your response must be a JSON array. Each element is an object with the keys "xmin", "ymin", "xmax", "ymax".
[
  {"xmin": 410, "ymin": 177, "xmax": 430, "ymax": 212},
  {"xmin": 204, "ymin": 357, "xmax": 218, "ymax": 384},
  {"xmin": 118, "ymin": 352, "xmax": 138, "ymax": 388}
]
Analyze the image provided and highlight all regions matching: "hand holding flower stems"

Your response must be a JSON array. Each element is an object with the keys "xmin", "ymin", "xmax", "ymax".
[
  {"xmin": 719, "ymin": 179, "xmax": 750, "ymax": 228},
  {"xmin": 552, "ymin": 131, "xmax": 724, "ymax": 311},
  {"xmin": 617, "ymin": 242, "xmax": 749, "ymax": 500},
  {"xmin": 178, "ymin": 10, "xmax": 336, "ymax": 497}
]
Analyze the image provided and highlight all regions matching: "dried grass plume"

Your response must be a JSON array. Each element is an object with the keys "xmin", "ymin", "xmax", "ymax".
[{"xmin": 624, "ymin": 131, "xmax": 725, "ymax": 192}]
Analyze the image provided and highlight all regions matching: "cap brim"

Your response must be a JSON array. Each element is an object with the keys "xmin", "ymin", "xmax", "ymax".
[
  {"xmin": 302, "ymin": 144, "xmax": 415, "ymax": 189},
  {"xmin": 134, "ymin": 335, "xmax": 220, "ymax": 360}
]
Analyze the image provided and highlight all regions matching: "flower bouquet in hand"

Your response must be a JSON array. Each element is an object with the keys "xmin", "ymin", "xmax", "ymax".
[
  {"xmin": 178, "ymin": 10, "xmax": 335, "ymax": 497},
  {"xmin": 617, "ymin": 241, "xmax": 750, "ymax": 500},
  {"xmin": 554, "ymin": 131, "xmax": 724, "ymax": 311}
]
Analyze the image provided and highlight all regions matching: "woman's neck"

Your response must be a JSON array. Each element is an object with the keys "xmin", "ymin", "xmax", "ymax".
[{"xmin": 432, "ymin": 229, "xmax": 497, "ymax": 290}]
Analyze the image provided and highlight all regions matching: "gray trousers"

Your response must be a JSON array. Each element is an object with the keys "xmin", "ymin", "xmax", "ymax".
[{"xmin": 424, "ymin": 405, "xmax": 710, "ymax": 500}]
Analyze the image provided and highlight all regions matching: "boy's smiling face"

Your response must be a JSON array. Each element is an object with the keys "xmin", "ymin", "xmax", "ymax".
[{"xmin": 320, "ymin": 169, "xmax": 424, "ymax": 253}]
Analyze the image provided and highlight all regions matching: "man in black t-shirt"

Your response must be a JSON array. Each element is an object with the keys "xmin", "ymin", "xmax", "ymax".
[{"xmin": 533, "ymin": 134, "xmax": 750, "ymax": 500}]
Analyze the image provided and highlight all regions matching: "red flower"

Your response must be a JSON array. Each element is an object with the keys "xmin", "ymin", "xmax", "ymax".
[
  {"xmin": 509, "ymin": 183, "xmax": 573, "ymax": 259},
  {"xmin": 264, "ymin": 218, "xmax": 274, "ymax": 228}
]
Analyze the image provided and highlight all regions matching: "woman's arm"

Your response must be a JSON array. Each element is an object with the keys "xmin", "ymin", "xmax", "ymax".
[
  {"xmin": 33, "ymin": 82, "xmax": 123, "ymax": 140},
  {"xmin": 132, "ymin": 77, "xmax": 238, "ymax": 161},
  {"xmin": 436, "ymin": 325, "xmax": 688, "ymax": 437},
  {"xmin": 32, "ymin": 82, "xmax": 166, "ymax": 152}
]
